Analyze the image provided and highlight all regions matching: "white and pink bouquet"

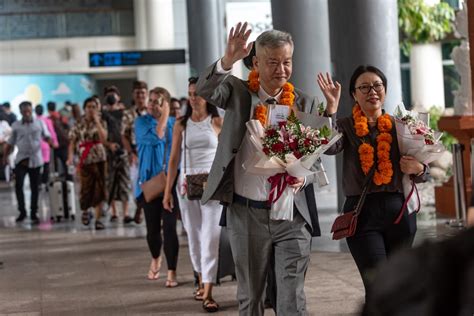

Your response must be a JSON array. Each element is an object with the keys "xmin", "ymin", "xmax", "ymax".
[
  {"xmin": 394, "ymin": 104, "xmax": 445, "ymax": 213},
  {"xmin": 244, "ymin": 111, "xmax": 341, "ymax": 221},
  {"xmin": 394, "ymin": 104, "xmax": 444, "ymax": 164}
]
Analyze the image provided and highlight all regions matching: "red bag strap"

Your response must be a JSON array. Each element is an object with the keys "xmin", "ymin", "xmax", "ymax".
[
  {"xmin": 352, "ymin": 165, "xmax": 377, "ymax": 217},
  {"xmin": 394, "ymin": 178, "xmax": 420, "ymax": 224}
]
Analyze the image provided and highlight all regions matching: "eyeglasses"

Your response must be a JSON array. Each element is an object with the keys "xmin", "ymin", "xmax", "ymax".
[{"xmin": 356, "ymin": 82, "xmax": 384, "ymax": 94}]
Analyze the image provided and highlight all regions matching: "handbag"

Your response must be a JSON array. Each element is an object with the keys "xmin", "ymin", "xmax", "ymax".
[
  {"xmin": 331, "ymin": 166, "xmax": 375, "ymax": 240},
  {"xmin": 141, "ymin": 172, "xmax": 167, "ymax": 203},
  {"xmin": 186, "ymin": 173, "xmax": 209, "ymax": 200},
  {"xmin": 141, "ymin": 129, "xmax": 169, "ymax": 203},
  {"xmin": 184, "ymin": 128, "xmax": 209, "ymax": 200}
]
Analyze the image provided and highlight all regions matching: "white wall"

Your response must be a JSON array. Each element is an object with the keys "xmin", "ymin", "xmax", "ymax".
[
  {"xmin": 0, "ymin": 0, "xmax": 191, "ymax": 98},
  {"xmin": 0, "ymin": 36, "xmax": 136, "ymax": 74},
  {"xmin": 172, "ymin": 0, "xmax": 190, "ymax": 98}
]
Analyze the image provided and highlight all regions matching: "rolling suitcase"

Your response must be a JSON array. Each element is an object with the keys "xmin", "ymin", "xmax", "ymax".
[
  {"xmin": 49, "ymin": 179, "xmax": 65, "ymax": 221},
  {"xmin": 64, "ymin": 180, "xmax": 76, "ymax": 220},
  {"xmin": 49, "ymin": 175, "xmax": 76, "ymax": 221},
  {"xmin": 48, "ymin": 151, "xmax": 76, "ymax": 222}
]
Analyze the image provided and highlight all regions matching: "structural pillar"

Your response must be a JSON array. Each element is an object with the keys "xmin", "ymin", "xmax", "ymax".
[
  {"xmin": 271, "ymin": 0, "xmax": 331, "ymax": 100},
  {"xmin": 146, "ymin": 0, "xmax": 177, "ymax": 95},
  {"xmin": 328, "ymin": 0, "xmax": 402, "ymax": 208},
  {"xmin": 186, "ymin": 0, "xmax": 220, "ymax": 76},
  {"xmin": 133, "ymin": 0, "xmax": 148, "ymax": 82},
  {"xmin": 271, "ymin": 0, "xmax": 337, "ymax": 209}
]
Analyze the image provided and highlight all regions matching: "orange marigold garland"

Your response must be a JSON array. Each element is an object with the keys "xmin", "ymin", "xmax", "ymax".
[
  {"xmin": 248, "ymin": 70, "xmax": 260, "ymax": 92},
  {"xmin": 248, "ymin": 70, "xmax": 295, "ymax": 125},
  {"xmin": 358, "ymin": 143, "xmax": 374, "ymax": 175},
  {"xmin": 254, "ymin": 104, "xmax": 267, "ymax": 126},
  {"xmin": 353, "ymin": 104, "xmax": 393, "ymax": 186}
]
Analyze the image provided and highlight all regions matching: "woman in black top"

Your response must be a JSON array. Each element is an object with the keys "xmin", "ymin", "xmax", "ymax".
[{"xmin": 319, "ymin": 65, "xmax": 430, "ymax": 301}]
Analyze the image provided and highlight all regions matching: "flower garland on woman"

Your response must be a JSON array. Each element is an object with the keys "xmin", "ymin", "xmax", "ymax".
[
  {"xmin": 319, "ymin": 65, "xmax": 429, "ymax": 302},
  {"xmin": 353, "ymin": 104, "xmax": 393, "ymax": 186}
]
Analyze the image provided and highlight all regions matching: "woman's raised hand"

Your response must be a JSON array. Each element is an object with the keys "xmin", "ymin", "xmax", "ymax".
[
  {"xmin": 317, "ymin": 72, "xmax": 341, "ymax": 115},
  {"xmin": 221, "ymin": 22, "xmax": 253, "ymax": 70}
]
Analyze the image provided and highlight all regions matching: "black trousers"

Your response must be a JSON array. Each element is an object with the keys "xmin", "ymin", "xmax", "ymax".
[
  {"xmin": 41, "ymin": 162, "xmax": 50, "ymax": 185},
  {"xmin": 141, "ymin": 195, "xmax": 179, "ymax": 270},
  {"xmin": 343, "ymin": 192, "xmax": 417, "ymax": 301},
  {"xmin": 15, "ymin": 164, "xmax": 41, "ymax": 216},
  {"xmin": 53, "ymin": 147, "xmax": 71, "ymax": 180}
]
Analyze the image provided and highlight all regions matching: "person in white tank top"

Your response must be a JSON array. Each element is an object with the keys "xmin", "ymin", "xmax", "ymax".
[{"xmin": 163, "ymin": 77, "xmax": 224, "ymax": 313}]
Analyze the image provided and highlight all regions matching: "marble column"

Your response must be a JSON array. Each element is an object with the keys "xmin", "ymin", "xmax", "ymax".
[
  {"xmin": 133, "ymin": 0, "xmax": 148, "ymax": 82},
  {"xmin": 146, "ymin": 0, "xmax": 177, "ymax": 95},
  {"xmin": 186, "ymin": 0, "xmax": 220, "ymax": 76},
  {"xmin": 271, "ymin": 0, "xmax": 331, "ymax": 100},
  {"xmin": 271, "ymin": 0, "xmax": 337, "ymax": 209},
  {"xmin": 328, "ymin": 0, "xmax": 402, "ymax": 116}
]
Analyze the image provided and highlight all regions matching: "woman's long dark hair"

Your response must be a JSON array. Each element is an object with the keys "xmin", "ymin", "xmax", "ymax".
[{"xmin": 180, "ymin": 77, "xmax": 219, "ymax": 128}]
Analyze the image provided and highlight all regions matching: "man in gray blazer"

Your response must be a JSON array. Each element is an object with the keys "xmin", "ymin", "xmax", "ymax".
[{"xmin": 196, "ymin": 23, "xmax": 336, "ymax": 315}]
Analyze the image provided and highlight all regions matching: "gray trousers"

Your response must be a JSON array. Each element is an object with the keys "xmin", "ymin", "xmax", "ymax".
[{"xmin": 227, "ymin": 203, "xmax": 312, "ymax": 316}]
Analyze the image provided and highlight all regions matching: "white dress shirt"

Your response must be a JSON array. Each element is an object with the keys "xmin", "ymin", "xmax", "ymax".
[{"xmin": 216, "ymin": 59, "xmax": 284, "ymax": 201}]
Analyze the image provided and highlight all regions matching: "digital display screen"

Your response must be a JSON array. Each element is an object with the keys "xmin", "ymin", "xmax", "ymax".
[{"xmin": 89, "ymin": 49, "xmax": 186, "ymax": 67}]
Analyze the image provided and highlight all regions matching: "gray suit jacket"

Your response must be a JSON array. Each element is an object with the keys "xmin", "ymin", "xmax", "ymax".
[{"xmin": 196, "ymin": 61, "xmax": 321, "ymax": 236}]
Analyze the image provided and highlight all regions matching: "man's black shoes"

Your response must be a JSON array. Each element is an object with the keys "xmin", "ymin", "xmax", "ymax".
[
  {"xmin": 15, "ymin": 213, "xmax": 26, "ymax": 222},
  {"xmin": 30, "ymin": 214, "xmax": 40, "ymax": 225}
]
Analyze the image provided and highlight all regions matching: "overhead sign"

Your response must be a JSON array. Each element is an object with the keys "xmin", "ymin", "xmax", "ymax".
[
  {"xmin": 88, "ymin": 49, "xmax": 186, "ymax": 67},
  {"xmin": 226, "ymin": 2, "xmax": 273, "ymax": 42}
]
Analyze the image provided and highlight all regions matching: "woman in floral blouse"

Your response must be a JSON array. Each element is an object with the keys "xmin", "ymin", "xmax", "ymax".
[{"xmin": 67, "ymin": 97, "xmax": 108, "ymax": 230}]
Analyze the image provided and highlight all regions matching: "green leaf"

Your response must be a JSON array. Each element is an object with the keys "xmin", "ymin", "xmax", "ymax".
[
  {"xmin": 319, "ymin": 125, "xmax": 331, "ymax": 138},
  {"xmin": 398, "ymin": 0, "xmax": 454, "ymax": 56}
]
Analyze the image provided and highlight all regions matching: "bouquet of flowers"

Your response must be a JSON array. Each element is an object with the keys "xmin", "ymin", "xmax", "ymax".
[
  {"xmin": 394, "ymin": 103, "xmax": 445, "ymax": 213},
  {"xmin": 244, "ymin": 111, "xmax": 341, "ymax": 221},
  {"xmin": 394, "ymin": 103, "xmax": 444, "ymax": 164}
]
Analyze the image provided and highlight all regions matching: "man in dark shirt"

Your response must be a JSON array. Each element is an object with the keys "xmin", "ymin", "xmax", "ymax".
[
  {"xmin": 102, "ymin": 86, "xmax": 132, "ymax": 223},
  {"xmin": 47, "ymin": 101, "xmax": 70, "ymax": 178},
  {"xmin": 2, "ymin": 102, "xmax": 17, "ymax": 126}
]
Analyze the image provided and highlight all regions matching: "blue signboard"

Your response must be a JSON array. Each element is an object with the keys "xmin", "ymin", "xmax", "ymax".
[{"xmin": 89, "ymin": 49, "xmax": 186, "ymax": 67}]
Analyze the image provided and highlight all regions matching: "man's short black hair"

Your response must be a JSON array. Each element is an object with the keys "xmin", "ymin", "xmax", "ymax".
[
  {"xmin": 103, "ymin": 85, "xmax": 120, "ymax": 97},
  {"xmin": 35, "ymin": 104, "xmax": 44, "ymax": 116},
  {"xmin": 188, "ymin": 77, "xmax": 198, "ymax": 85},
  {"xmin": 47, "ymin": 101, "xmax": 56, "ymax": 112},
  {"xmin": 2, "ymin": 102, "xmax": 10, "ymax": 109},
  {"xmin": 19, "ymin": 101, "xmax": 32, "ymax": 110}
]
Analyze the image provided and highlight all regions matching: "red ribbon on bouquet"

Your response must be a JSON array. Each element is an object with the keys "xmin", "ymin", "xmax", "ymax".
[
  {"xmin": 394, "ymin": 176, "xmax": 420, "ymax": 224},
  {"xmin": 78, "ymin": 140, "xmax": 101, "ymax": 170},
  {"xmin": 267, "ymin": 172, "xmax": 297, "ymax": 205}
]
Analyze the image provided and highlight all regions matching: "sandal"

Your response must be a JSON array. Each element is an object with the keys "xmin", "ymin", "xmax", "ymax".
[
  {"xmin": 81, "ymin": 211, "xmax": 90, "ymax": 226},
  {"xmin": 202, "ymin": 298, "xmax": 219, "ymax": 313},
  {"xmin": 193, "ymin": 288, "xmax": 205, "ymax": 301},
  {"xmin": 95, "ymin": 220, "xmax": 105, "ymax": 230},
  {"xmin": 147, "ymin": 269, "xmax": 160, "ymax": 280},
  {"xmin": 165, "ymin": 279, "xmax": 179, "ymax": 288}
]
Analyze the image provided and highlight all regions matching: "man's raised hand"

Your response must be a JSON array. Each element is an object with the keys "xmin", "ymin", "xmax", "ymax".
[{"xmin": 221, "ymin": 22, "xmax": 253, "ymax": 70}]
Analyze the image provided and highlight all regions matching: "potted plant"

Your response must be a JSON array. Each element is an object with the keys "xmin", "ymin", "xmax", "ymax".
[{"xmin": 398, "ymin": 0, "xmax": 455, "ymax": 111}]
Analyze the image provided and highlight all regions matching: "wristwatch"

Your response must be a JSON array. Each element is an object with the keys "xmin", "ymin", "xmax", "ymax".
[{"xmin": 415, "ymin": 164, "xmax": 427, "ymax": 177}]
